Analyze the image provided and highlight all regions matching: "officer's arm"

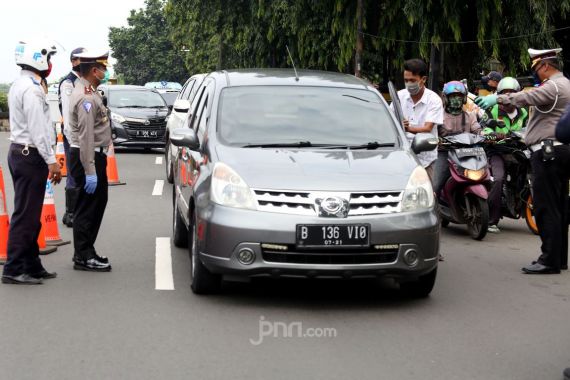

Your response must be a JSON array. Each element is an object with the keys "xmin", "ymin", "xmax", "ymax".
[
  {"xmin": 498, "ymin": 81, "xmax": 557, "ymax": 108},
  {"xmin": 77, "ymin": 97, "xmax": 97, "ymax": 175},
  {"xmin": 24, "ymin": 87, "xmax": 56, "ymax": 165}
]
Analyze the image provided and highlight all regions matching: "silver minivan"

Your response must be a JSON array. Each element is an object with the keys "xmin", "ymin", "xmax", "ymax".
[{"xmin": 171, "ymin": 69, "xmax": 439, "ymax": 297}]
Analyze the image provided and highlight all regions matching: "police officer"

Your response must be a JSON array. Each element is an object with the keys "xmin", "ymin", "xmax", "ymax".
[
  {"xmin": 1, "ymin": 39, "xmax": 62, "ymax": 285},
  {"xmin": 68, "ymin": 50, "xmax": 112, "ymax": 272},
  {"xmin": 59, "ymin": 47, "xmax": 86, "ymax": 228},
  {"xmin": 476, "ymin": 48, "xmax": 570, "ymax": 274}
]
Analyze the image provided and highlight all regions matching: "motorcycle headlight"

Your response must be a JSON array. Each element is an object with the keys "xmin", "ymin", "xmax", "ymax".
[
  {"xmin": 401, "ymin": 166, "xmax": 435, "ymax": 212},
  {"xmin": 210, "ymin": 163, "xmax": 258, "ymax": 210},
  {"xmin": 464, "ymin": 168, "xmax": 486, "ymax": 181},
  {"xmin": 110, "ymin": 112, "xmax": 126, "ymax": 124}
]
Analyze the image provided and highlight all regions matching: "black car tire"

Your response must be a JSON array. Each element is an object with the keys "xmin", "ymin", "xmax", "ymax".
[
  {"xmin": 172, "ymin": 190, "xmax": 188, "ymax": 248},
  {"xmin": 165, "ymin": 139, "xmax": 174, "ymax": 184},
  {"xmin": 190, "ymin": 212, "xmax": 221, "ymax": 294},
  {"xmin": 400, "ymin": 268, "xmax": 437, "ymax": 298}
]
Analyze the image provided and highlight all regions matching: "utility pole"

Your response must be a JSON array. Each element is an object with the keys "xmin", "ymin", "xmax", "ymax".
[
  {"xmin": 428, "ymin": 44, "xmax": 441, "ymax": 92},
  {"xmin": 355, "ymin": 0, "xmax": 363, "ymax": 77}
]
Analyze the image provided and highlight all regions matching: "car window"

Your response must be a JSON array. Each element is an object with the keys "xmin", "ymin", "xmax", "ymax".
[
  {"xmin": 180, "ymin": 79, "xmax": 195, "ymax": 100},
  {"xmin": 217, "ymin": 86, "xmax": 398, "ymax": 146},
  {"xmin": 108, "ymin": 90, "xmax": 167, "ymax": 108},
  {"xmin": 187, "ymin": 81, "xmax": 209, "ymax": 129},
  {"xmin": 194, "ymin": 95, "xmax": 209, "ymax": 140}
]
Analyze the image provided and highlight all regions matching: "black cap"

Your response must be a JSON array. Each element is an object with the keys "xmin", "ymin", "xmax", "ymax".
[
  {"xmin": 70, "ymin": 47, "xmax": 86, "ymax": 61},
  {"xmin": 487, "ymin": 71, "xmax": 502, "ymax": 82}
]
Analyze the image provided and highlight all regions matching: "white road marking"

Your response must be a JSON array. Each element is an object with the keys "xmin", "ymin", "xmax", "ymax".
[
  {"xmin": 155, "ymin": 237, "xmax": 174, "ymax": 290},
  {"xmin": 155, "ymin": 156, "xmax": 163, "ymax": 165},
  {"xmin": 152, "ymin": 180, "xmax": 164, "ymax": 196}
]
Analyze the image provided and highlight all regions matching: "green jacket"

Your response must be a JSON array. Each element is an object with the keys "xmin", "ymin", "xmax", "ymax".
[{"xmin": 482, "ymin": 105, "xmax": 528, "ymax": 135}]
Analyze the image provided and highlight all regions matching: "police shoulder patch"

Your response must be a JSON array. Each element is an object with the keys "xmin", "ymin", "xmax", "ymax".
[
  {"xmin": 65, "ymin": 87, "xmax": 73, "ymax": 96},
  {"xmin": 83, "ymin": 101, "xmax": 92, "ymax": 113}
]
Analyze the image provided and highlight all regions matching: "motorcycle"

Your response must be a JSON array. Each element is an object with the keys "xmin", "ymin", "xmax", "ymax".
[{"xmin": 438, "ymin": 133, "xmax": 492, "ymax": 240}]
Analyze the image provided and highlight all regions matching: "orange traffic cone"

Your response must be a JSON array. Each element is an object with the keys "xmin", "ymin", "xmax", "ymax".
[
  {"xmin": 106, "ymin": 142, "xmax": 126, "ymax": 186},
  {"xmin": 0, "ymin": 166, "xmax": 8, "ymax": 264},
  {"xmin": 55, "ymin": 132, "xmax": 67, "ymax": 177},
  {"xmin": 40, "ymin": 180, "xmax": 70, "ymax": 247},
  {"xmin": 38, "ymin": 223, "xmax": 57, "ymax": 255}
]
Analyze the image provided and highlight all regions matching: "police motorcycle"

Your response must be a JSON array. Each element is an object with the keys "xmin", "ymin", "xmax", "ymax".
[
  {"xmin": 481, "ymin": 123, "xmax": 538, "ymax": 234},
  {"xmin": 438, "ymin": 133, "xmax": 493, "ymax": 240}
]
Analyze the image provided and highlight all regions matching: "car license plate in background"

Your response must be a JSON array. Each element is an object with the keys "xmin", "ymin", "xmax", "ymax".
[
  {"xmin": 456, "ymin": 147, "xmax": 485, "ymax": 158},
  {"xmin": 136, "ymin": 129, "xmax": 158, "ymax": 138},
  {"xmin": 296, "ymin": 224, "xmax": 370, "ymax": 247}
]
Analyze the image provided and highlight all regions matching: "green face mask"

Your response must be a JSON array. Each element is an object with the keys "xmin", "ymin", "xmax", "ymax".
[
  {"xmin": 446, "ymin": 96, "xmax": 464, "ymax": 115},
  {"xmin": 96, "ymin": 68, "xmax": 110, "ymax": 84}
]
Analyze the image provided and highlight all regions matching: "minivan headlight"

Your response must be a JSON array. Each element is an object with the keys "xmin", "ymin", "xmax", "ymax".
[
  {"xmin": 111, "ymin": 112, "xmax": 126, "ymax": 124},
  {"xmin": 401, "ymin": 166, "xmax": 435, "ymax": 212},
  {"xmin": 210, "ymin": 163, "xmax": 258, "ymax": 210}
]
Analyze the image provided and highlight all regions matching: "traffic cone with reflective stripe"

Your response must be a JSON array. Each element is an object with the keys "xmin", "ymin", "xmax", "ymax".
[
  {"xmin": 0, "ymin": 166, "xmax": 8, "ymax": 264},
  {"xmin": 38, "ymin": 223, "xmax": 57, "ymax": 255},
  {"xmin": 40, "ymin": 180, "xmax": 70, "ymax": 247},
  {"xmin": 106, "ymin": 142, "xmax": 126, "ymax": 186},
  {"xmin": 55, "ymin": 132, "xmax": 67, "ymax": 177}
]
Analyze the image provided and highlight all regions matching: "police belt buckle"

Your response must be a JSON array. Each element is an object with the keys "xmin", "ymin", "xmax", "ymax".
[{"xmin": 21, "ymin": 144, "xmax": 30, "ymax": 156}]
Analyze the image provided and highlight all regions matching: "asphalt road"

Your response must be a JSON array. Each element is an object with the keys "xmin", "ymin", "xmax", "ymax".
[{"xmin": 0, "ymin": 132, "xmax": 569, "ymax": 380}]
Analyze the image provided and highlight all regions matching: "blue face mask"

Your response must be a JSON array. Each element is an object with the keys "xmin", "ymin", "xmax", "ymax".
[
  {"xmin": 531, "ymin": 65, "xmax": 543, "ymax": 86},
  {"xmin": 96, "ymin": 68, "xmax": 110, "ymax": 84}
]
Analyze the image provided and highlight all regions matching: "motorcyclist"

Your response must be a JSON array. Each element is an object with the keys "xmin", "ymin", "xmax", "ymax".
[
  {"xmin": 433, "ymin": 81, "xmax": 482, "ymax": 196},
  {"xmin": 480, "ymin": 77, "xmax": 529, "ymax": 233}
]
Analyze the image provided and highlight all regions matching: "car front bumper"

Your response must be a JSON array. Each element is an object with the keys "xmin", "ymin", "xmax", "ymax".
[{"xmin": 112, "ymin": 121, "xmax": 166, "ymax": 148}]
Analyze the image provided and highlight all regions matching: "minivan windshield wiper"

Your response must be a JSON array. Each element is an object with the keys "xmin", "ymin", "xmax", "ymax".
[
  {"xmin": 319, "ymin": 141, "xmax": 395, "ymax": 150},
  {"xmin": 241, "ymin": 141, "xmax": 315, "ymax": 148}
]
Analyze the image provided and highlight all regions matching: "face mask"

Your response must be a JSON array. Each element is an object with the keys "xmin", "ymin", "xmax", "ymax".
[
  {"xmin": 486, "ymin": 85, "xmax": 497, "ymax": 92},
  {"xmin": 406, "ymin": 81, "xmax": 422, "ymax": 96},
  {"xmin": 446, "ymin": 96, "xmax": 464, "ymax": 115},
  {"xmin": 72, "ymin": 64, "xmax": 81, "ymax": 73},
  {"xmin": 95, "ymin": 68, "xmax": 110, "ymax": 84},
  {"xmin": 531, "ymin": 67, "xmax": 542, "ymax": 85}
]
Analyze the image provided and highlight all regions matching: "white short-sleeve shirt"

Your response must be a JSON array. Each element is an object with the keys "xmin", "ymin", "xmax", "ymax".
[{"xmin": 396, "ymin": 88, "xmax": 443, "ymax": 167}]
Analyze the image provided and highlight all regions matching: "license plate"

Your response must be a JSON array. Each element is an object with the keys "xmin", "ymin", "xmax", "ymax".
[
  {"xmin": 136, "ymin": 130, "xmax": 158, "ymax": 138},
  {"xmin": 296, "ymin": 224, "xmax": 370, "ymax": 247},
  {"xmin": 456, "ymin": 147, "xmax": 485, "ymax": 158}
]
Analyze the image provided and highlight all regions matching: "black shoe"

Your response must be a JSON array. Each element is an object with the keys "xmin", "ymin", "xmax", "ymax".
[
  {"xmin": 73, "ymin": 255, "xmax": 109, "ymax": 264},
  {"xmin": 532, "ymin": 261, "xmax": 568, "ymax": 270},
  {"xmin": 30, "ymin": 270, "xmax": 57, "ymax": 279},
  {"xmin": 563, "ymin": 367, "xmax": 570, "ymax": 380},
  {"xmin": 2, "ymin": 274, "xmax": 43, "ymax": 285},
  {"xmin": 73, "ymin": 258, "xmax": 112, "ymax": 272},
  {"xmin": 521, "ymin": 263, "xmax": 560, "ymax": 274}
]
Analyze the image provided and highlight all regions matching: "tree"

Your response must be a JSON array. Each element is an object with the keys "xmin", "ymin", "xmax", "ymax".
[{"xmin": 109, "ymin": 0, "xmax": 187, "ymax": 84}]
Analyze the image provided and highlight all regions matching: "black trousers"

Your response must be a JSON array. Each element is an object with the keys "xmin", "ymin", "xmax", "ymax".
[
  {"xmin": 530, "ymin": 145, "xmax": 570, "ymax": 270},
  {"xmin": 69, "ymin": 148, "xmax": 108, "ymax": 261},
  {"xmin": 2, "ymin": 144, "xmax": 48, "ymax": 276},
  {"xmin": 488, "ymin": 154, "xmax": 505, "ymax": 225}
]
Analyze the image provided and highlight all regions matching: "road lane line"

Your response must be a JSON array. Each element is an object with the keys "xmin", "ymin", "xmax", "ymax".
[
  {"xmin": 155, "ymin": 237, "xmax": 174, "ymax": 290},
  {"xmin": 155, "ymin": 156, "xmax": 163, "ymax": 165},
  {"xmin": 152, "ymin": 180, "xmax": 164, "ymax": 196}
]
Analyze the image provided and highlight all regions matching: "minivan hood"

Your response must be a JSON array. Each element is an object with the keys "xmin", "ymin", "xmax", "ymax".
[
  {"xmin": 108, "ymin": 106, "xmax": 169, "ymax": 119},
  {"xmin": 214, "ymin": 146, "xmax": 418, "ymax": 191}
]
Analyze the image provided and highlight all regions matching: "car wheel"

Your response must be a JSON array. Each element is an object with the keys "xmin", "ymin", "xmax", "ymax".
[
  {"xmin": 400, "ymin": 268, "xmax": 437, "ymax": 298},
  {"xmin": 189, "ymin": 212, "xmax": 221, "ymax": 294},
  {"xmin": 172, "ymin": 189, "xmax": 188, "ymax": 248},
  {"xmin": 165, "ymin": 140, "xmax": 174, "ymax": 184}
]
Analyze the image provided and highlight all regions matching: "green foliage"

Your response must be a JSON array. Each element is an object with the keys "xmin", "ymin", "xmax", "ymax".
[
  {"xmin": 0, "ymin": 91, "xmax": 8, "ymax": 112},
  {"xmin": 109, "ymin": 0, "xmax": 187, "ymax": 84}
]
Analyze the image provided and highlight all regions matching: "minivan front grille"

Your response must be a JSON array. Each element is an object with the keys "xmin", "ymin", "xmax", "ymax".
[
  {"xmin": 252, "ymin": 189, "xmax": 402, "ymax": 216},
  {"xmin": 262, "ymin": 248, "xmax": 398, "ymax": 265}
]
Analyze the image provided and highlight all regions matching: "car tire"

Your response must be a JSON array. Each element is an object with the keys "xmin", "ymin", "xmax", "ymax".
[
  {"xmin": 172, "ymin": 190, "xmax": 188, "ymax": 248},
  {"xmin": 189, "ymin": 212, "xmax": 221, "ymax": 294},
  {"xmin": 400, "ymin": 268, "xmax": 437, "ymax": 298},
  {"xmin": 165, "ymin": 139, "xmax": 174, "ymax": 184}
]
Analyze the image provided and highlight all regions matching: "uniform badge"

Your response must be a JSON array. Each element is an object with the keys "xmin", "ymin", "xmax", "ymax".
[
  {"xmin": 65, "ymin": 88, "xmax": 73, "ymax": 96},
  {"xmin": 83, "ymin": 101, "xmax": 92, "ymax": 113}
]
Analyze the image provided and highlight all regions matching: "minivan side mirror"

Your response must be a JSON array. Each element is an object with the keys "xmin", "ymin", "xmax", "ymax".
[
  {"xmin": 411, "ymin": 133, "xmax": 439, "ymax": 154},
  {"xmin": 173, "ymin": 99, "xmax": 190, "ymax": 113},
  {"xmin": 170, "ymin": 127, "xmax": 199, "ymax": 150}
]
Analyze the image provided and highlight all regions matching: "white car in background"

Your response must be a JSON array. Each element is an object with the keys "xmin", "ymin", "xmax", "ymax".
[{"xmin": 165, "ymin": 73, "xmax": 207, "ymax": 183}]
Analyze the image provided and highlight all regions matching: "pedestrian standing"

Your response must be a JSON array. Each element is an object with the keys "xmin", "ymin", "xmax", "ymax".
[
  {"xmin": 1, "ymin": 39, "xmax": 62, "ymax": 285},
  {"xmin": 68, "ymin": 50, "xmax": 112, "ymax": 272},
  {"xmin": 58, "ymin": 47, "xmax": 86, "ymax": 228},
  {"xmin": 476, "ymin": 48, "xmax": 570, "ymax": 274},
  {"xmin": 395, "ymin": 58, "xmax": 444, "ymax": 182}
]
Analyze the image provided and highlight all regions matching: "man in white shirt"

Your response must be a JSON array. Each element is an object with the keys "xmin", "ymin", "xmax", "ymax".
[{"xmin": 395, "ymin": 59, "xmax": 444, "ymax": 181}]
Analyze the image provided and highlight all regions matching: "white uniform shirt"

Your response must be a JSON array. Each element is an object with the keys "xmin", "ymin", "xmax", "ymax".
[
  {"xmin": 60, "ymin": 71, "xmax": 80, "ymax": 139},
  {"xmin": 8, "ymin": 70, "xmax": 56, "ymax": 165},
  {"xmin": 396, "ymin": 88, "xmax": 443, "ymax": 167}
]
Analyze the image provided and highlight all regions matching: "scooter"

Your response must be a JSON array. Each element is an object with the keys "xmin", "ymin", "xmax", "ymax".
[{"xmin": 438, "ymin": 133, "xmax": 492, "ymax": 240}]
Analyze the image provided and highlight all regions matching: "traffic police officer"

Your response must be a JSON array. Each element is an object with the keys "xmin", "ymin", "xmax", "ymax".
[
  {"xmin": 68, "ymin": 50, "xmax": 112, "ymax": 272},
  {"xmin": 59, "ymin": 47, "xmax": 85, "ymax": 228},
  {"xmin": 476, "ymin": 48, "xmax": 570, "ymax": 274},
  {"xmin": 1, "ymin": 39, "xmax": 62, "ymax": 285}
]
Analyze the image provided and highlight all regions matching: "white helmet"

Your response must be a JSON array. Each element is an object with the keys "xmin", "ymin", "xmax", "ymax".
[{"xmin": 15, "ymin": 39, "xmax": 57, "ymax": 72}]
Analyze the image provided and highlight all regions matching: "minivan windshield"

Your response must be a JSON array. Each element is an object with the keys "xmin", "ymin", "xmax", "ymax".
[
  {"xmin": 108, "ymin": 90, "xmax": 167, "ymax": 108},
  {"xmin": 218, "ymin": 86, "xmax": 398, "ymax": 147}
]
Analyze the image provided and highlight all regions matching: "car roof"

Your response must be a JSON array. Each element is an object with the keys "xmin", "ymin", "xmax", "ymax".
[
  {"xmin": 209, "ymin": 69, "xmax": 372, "ymax": 90},
  {"xmin": 102, "ymin": 85, "xmax": 149, "ymax": 91}
]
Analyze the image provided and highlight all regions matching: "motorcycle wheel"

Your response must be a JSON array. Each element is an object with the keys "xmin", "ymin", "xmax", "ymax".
[
  {"xmin": 466, "ymin": 195, "xmax": 489, "ymax": 241},
  {"xmin": 524, "ymin": 194, "xmax": 539, "ymax": 235}
]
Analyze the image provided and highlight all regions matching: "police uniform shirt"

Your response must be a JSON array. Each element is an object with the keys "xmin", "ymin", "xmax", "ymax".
[
  {"xmin": 60, "ymin": 71, "xmax": 80, "ymax": 139},
  {"xmin": 8, "ymin": 70, "xmax": 56, "ymax": 165},
  {"xmin": 68, "ymin": 77, "xmax": 111, "ymax": 175},
  {"xmin": 497, "ymin": 73, "xmax": 570, "ymax": 146}
]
